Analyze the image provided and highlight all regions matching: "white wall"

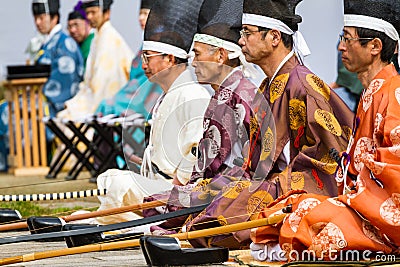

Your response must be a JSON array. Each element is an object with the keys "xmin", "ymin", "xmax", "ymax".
[
  {"xmin": 298, "ymin": 0, "xmax": 344, "ymax": 83},
  {"xmin": 0, "ymin": 0, "xmax": 344, "ymax": 83},
  {"xmin": 0, "ymin": 0, "xmax": 142, "ymax": 80}
]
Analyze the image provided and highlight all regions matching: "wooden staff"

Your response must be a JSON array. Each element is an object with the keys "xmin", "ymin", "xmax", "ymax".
[
  {"xmin": 0, "ymin": 213, "xmax": 286, "ymax": 266},
  {"xmin": 0, "ymin": 199, "xmax": 166, "ymax": 232}
]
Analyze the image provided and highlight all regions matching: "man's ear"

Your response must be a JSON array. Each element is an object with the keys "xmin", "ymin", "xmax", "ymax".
[
  {"xmin": 165, "ymin": 54, "xmax": 176, "ymax": 66},
  {"xmin": 218, "ymin": 48, "xmax": 228, "ymax": 64},
  {"xmin": 103, "ymin": 9, "xmax": 111, "ymax": 20},
  {"xmin": 51, "ymin": 14, "xmax": 59, "ymax": 24},
  {"xmin": 370, "ymin": 38, "xmax": 382, "ymax": 56},
  {"xmin": 270, "ymin": 29, "xmax": 281, "ymax": 46}
]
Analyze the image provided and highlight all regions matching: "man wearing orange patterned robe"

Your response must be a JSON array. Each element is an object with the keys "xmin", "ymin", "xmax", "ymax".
[{"xmin": 251, "ymin": 0, "xmax": 400, "ymax": 261}]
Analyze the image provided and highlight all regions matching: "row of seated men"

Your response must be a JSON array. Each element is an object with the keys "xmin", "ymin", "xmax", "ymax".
[
  {"xmin": 61, "ymin": 0, "xmax": 399, "ymax": 264},
  {"xmin": 4, "ymin": 0, "xmax": 400, "ymax": 263}
]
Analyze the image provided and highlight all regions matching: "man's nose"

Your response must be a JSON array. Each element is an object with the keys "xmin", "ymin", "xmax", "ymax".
[
  {"xmin": 338, "ymin": 41, "xmax": 346, "ymax": 52},
  {"xmin": 238, "ymin": 37, "xmax": 246, "ymax": 46}
]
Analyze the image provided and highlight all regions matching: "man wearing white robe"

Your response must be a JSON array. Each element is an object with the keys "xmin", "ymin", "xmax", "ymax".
[{"xmin": 59, "ymin": 0, "xmax": 132, "ymax": 119}]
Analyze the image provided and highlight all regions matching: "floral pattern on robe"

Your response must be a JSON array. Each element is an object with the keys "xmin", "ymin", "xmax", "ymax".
[
  {"xmin": 252, "ymin": 64, "xmax": 400, "ymax": 260},
  {"xmin": 186, "ymin": 56, "xmax": 353, "ymax": 249},
  {"xmin": 143, "ymin": 69, "xmax": 259, "ymax": 229},
  {"xmin": 37, "ymin": 27, "xmax": 84, "ymax": 117}
]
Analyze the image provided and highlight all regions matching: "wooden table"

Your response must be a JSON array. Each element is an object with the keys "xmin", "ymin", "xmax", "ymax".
[{"xmin": 3, "ymin": 77, "xmax": 49, "ymax": 176}]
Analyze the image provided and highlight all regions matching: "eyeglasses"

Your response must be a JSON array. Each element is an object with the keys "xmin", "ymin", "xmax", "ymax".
[
  {"xmin": 339, "ymin": 34, "xmax": 374, "ymax": 44},
  {"xmin": 240, "ymin": 29, "xmax": 263, "ymax": 39},
  {"xmin": 141, "ymin": 52, "xmax": 165, "ymax": 64}
]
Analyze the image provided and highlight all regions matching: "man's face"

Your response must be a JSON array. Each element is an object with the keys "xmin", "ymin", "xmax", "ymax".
[
  {"xmin": 34, "ymin": 13, "xmax": 53, "ymax": 34},
  {"xmin": 139, "ymin": 8, "xmax": 150, "ymax": 30},
  {"xmin": 191, "ymin": 42, "xmax": 220, "ymax": 84},
  {"xmin": 238, "ymin": 24, "xmax": 270, "ymax": 64},
  {"xmin": 338, "ymin": 27, "xmax": 373, "ymax": 74},
  {"xmin": 85, "ymin": 6, "xmax": 104, "ymax": 29},
  {"xmin": 68, "ymin": 18, "xmax": 89, "ymax": 43},
  {"xmin": 141, "ymin": 50, "xmax": 169, "ymax": 81}
]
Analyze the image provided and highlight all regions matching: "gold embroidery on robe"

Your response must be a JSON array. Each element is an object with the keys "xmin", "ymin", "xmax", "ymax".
[
  {"xmin": 260, "ymin": 127, "xmax": 274, "ymax": 161},
  {"xmin": 306, "ymin": 74, "xmax": 331, "ymax": 101},
  {"xmin": 217, "ymin": 215, "xmax": 228, "ymax": 226},
  {"xmin": 247, "ymin": 190, "xmax": 274, "ymax": 220},
  {"xmin": 270, "ymin": 73, "xmax": 289, "ymax": 103},
  {"xmin": 289, "ymin": 99, "xmax": 307, "ymax": 130},
  {"xmin": 311, "ymin": 153, "xmax": 338, "ymax": 175},
  {"xmin": 222, "ymin": 180, "xmax": 252, "ymax": 199},
  {"xmin": 250, "ymin": 116, "xmax": 259, "ymax": 137},
  {"xmin": 291, "ymin": 172, "xmax": 305, "ymax": 190},
  {"xmin": 343, "ymin": 125, "xmax": 353, "ymax": 139},
  {"xmin": 193, "ymin": 178, "xmax": 216, "ymax": 200},
  {"xmin": 314, "ymin": 109, "xmax": 342, "ymax": 136}
]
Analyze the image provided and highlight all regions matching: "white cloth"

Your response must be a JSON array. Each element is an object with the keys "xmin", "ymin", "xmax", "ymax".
[
  {"xmin": 143, "ymin": 41, "xmax": 188, "ymax": 59},
  {"xmin": 59, "ymin": 21, "xmax": 133, "ymax": 119},
  {"xmin": 344, "ymin": 14, "xmax": 400, "ymax": 67},
  {"xmin": 242, "ymin": 13, "xmax": 311, "ymax": 65},
  {"xmin": 95, "ymin": 169, "xmax": 174, "ymax": 225},
  {"xmin": 250, "ymin": 242, "xmax": 287, "ymax": 262},
  {"xmin": 143, "ymin": 69, "xmax": 211, "ymax": 184},
  {"xmin": 25, "ymin": 33, "xmax": 47, "ymax": 62},
  {"xmin": 95, "ymin": 69, "xmax": 210, "ymax": 223},
  {"xmin": 193, "ymin": 33, "xmax": 259, "ymax": 79}
]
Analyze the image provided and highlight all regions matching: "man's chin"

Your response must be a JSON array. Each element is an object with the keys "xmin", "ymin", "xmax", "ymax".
[
  {"xmin": 198, "ymin": 81, "xmax": 210, "ymax": 85},
  {"xmin": 195, "ymin": 73, "xmax": 207, "ymax": 83}
]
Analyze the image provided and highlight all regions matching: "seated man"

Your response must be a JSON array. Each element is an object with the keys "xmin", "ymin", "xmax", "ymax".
[
  {"xmin": 93, "ymin": 0, "xmax": 210, "ymax": 225},
  {"xmin": 143, "ymin": 0, "xmax": 268, "ymax": 233},
  {"xmin": 185, "ymin": 0, "xmax": 354, "ymax": 249},
  {"xmin": 251, "ymin": 0, "xmax": 400, "ymax": 261},
  {"xmin": 67, "ymin": 1, "xmax": 94, "ymax": 69}
]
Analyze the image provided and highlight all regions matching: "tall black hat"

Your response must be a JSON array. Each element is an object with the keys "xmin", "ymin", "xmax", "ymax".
[
  {"xmin": 242, "ymin": 0, "xmax": 310, "ymax": 63},
  {"xmin": 143, "ymin": 0, "xmax": 204, "ymax": 59},
  {"xmin": 343, "ymin": 0, "xmax": 400, "ymax": 65},
  {"xmin": 81, "ymin": 0, "xmax": 113, "ymax": 10},
  {"xmin": 140, "ymin": 0, "xmax": 153, "ymax": 10},
  {"xmin": 196, "ymin": 0, "xmax": 243, "ymax": 44},
  {"xmin": 193, "ymin": 0, "xmax": 258, "ymax": 77},
  {"xmin": 68, "ymin": 1, "xmax": 87, "ymax": 21},
  {"xmin": 32, "ymin": 0, "xmax": 60, "ymax": 16},
  {"xmin": 243, "ymin": 0, "xmax": 302, "ymax": 30}
]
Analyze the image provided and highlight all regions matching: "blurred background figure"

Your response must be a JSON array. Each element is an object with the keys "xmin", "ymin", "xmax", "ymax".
[
  {"xmin": 94, "ymin": 0, "xmax": 162, "ymax": 173},
  {"xmin": 138, "ymin": 0, "xmax": 151, "ymax": 30},
  {"xmin": 32, "ymin": 0, "xmax": 84, "ymax": 118},
  {"xmin": 67, "ymin": 1, "xmax": 94, "ymax": 69},
  {"xmin": 59, "ymin": 0, "xmax": 133, "ymax": 120},
  {"xmin": 96, "ymin": 0, "xmax": 161, "ymax": 118},
  {"xmin": 25, "ymin": 33, "xmax": 46, "ymax": 65}
]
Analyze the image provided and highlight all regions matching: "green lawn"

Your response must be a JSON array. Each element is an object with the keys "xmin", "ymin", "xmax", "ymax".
[{"xmin": 0, "ymin": 202, "xmax": 97, "ymax": 218}]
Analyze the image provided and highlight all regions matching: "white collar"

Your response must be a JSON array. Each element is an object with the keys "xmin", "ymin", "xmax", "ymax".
[{"xmin": 44, "ymin": 24, "xmax": 62, "ymax": 44}]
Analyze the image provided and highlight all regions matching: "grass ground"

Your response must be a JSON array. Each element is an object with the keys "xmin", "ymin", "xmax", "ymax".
[
  {"xmin": 0, "ymin": 201, "xmax": 97, "ymax": 217},
  {"xmin": 0, "ymin": 170, "xmax": 100, "ymax": 217}
]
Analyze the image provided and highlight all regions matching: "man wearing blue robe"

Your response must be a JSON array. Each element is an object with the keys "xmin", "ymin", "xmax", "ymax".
[{"xmin": 32, "ymin": 0, "xmax": 84, "ymax": 117}]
